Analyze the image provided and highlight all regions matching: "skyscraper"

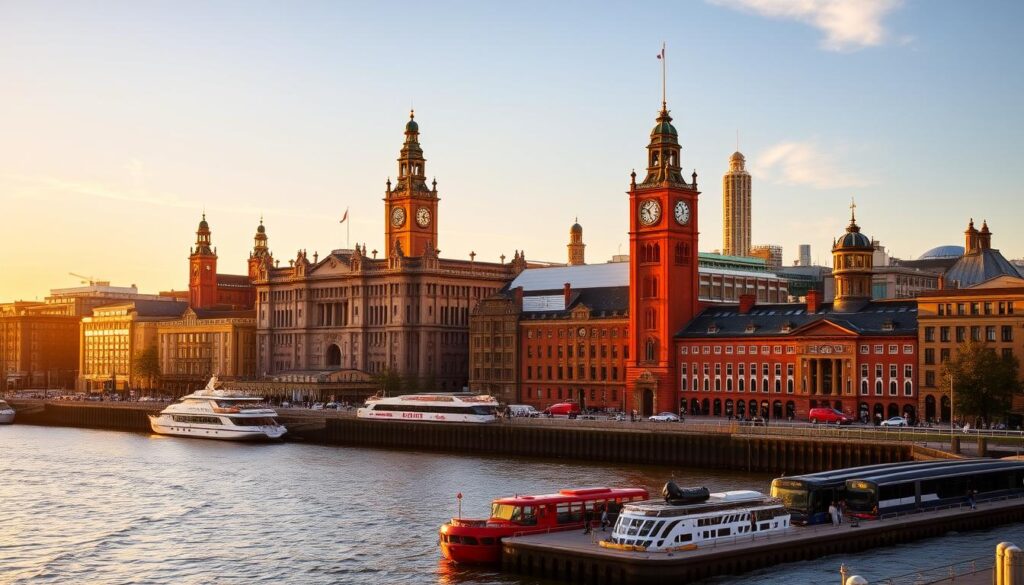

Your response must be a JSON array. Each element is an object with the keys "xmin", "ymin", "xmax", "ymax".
[{"xmin": 722, "ymin": 151, "xmax": 751, "ymax": 257}]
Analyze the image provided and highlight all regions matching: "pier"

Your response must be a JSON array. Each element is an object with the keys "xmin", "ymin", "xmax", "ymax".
[{"xmin": 501, "ymin": 497, "xmax": 1024, "ymax": 585}]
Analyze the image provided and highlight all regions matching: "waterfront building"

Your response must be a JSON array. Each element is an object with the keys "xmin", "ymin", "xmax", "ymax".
[
  {"xmin": 187, "ymin": 214, "xmax": 256, "ymax": 310},
  {"xmin": 722, "ymin": 151, "xmax": 751, "ymax": 257},
  {"xmin": 470, "ymin": 214, "xmax": 791, "ymax": 409},
  {"xmin": 750, "ymin": 244, "xmax": 783, "ymax": 271},
  {"xmin": 676, "ymin": 211, "xmax": 920, "ymax": 422},
  {"xmin": 156, "ymin": 308, "xmax": 257, "ymax": 394},
  {"xmin": 253, "ymin": 112, "xmax": 520, "ymax": 393},
  {"xmin": 78, "ymin": 300, "xmax": 188, "ymax": 392},
  {"xmin": 0, "ymin": 302, "xmax": 79, "ymax": 390}
]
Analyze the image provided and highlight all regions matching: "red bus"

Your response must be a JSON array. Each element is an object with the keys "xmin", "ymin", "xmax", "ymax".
[{"xmin": 439, "ymin": 486, "xmax": 649, "ymax": 564}]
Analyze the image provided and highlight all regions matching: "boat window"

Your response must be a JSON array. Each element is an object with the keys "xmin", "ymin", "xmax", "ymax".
[
  {"xmin": 448, "ymin": 535, "xmax": 461, "ymax": 544},
  {"xmin": 170, "ymin": 415, "xmax": 223, "ymax": 425},
  {"xmin": 231, "ymin": 417, "xmax": 277, "ymax": 426},
  {"xmin": 717, "ymin": 528, "xmax": 730, "ymax": 537},
  {"xmin": 480, "ymin": 537, "xmax": 495, "ymax": 545},
  {"xmin": 491, "ymin": 504, "xmax": 522, "ymax": 521},
  {"xmin": 520, "ymin": 506, "xmax": 537, "ymax": 525},
  {"xmin": 638, "ymin": 520, "xmax": 657, "ymax": 537},
  {"xmin": 675, "ymin": 533, "xmax": 692, "ymax": 542},
  {"xmin": 462, "ymin": 536, "xmax": 478, "ymax": 545}
]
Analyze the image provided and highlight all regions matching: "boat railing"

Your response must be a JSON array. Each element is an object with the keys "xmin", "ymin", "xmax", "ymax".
[{"xmin": 450, "ymin": 518, "xmax": 488, "ymax": 528}]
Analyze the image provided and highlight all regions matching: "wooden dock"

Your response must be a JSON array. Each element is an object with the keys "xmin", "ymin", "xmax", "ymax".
[{"xmin": 501, "ymin": 498, "xmax": 1024, "ymax": 584}]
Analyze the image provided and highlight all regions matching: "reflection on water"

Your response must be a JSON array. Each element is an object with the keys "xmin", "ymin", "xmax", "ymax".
[{"xmin": 1, "ymin": 425, "xmax": 1020, "ymax": 584}]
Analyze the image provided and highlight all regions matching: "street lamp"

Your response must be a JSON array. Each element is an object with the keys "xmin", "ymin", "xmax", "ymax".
[{"xmin": 950, "ymin": 373, "xmax": 955, "ymax": 448}]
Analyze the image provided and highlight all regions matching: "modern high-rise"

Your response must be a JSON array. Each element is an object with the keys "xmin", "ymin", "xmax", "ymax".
[{"xmin": 722, "ymin": 151, "xmax": 751, "ymax": 257}]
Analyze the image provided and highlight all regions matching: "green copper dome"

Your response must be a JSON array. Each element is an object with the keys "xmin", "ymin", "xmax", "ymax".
[{"xmin": 405, "ymin": 109, "xmax": 418, "ymax": 133}]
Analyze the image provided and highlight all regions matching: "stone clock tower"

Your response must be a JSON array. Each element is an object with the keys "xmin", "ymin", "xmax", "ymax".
[
  {"xmin": 385, "ymin": 111, "xmax": 440, "ymax": 258},
  {"xmin": 626, "ymin": 103, "xmax": 700, "ymax": 417}
]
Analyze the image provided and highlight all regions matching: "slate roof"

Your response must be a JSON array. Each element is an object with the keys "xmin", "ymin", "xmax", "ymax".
[
  {"xmin": 217, "ymin": 274, "xmax": 254, "ymax": 288},
  {"xmin": 92, "ymin": 300, "xmax": 189, "ymax": 318},
  {"xmin": 510, "ymin": 263, "xmax": 628, "ymax": 291},
  {"xmin": 521, "ymin": 286, "xmax": 629, "ymax": 320},
  {"xmin": 677, "ymin": 299, "xmax": 917, "ymax": 339},
  {"xmin": 191, "ymin": 308, "xmax": 256, "ymax": 319},
  {"xmin": 944, "ymin": 248, "xmax": 1022, "ymax": 288}
]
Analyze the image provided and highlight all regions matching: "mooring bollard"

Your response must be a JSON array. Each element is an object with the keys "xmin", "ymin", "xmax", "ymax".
[
  {"xmin": 997, "ymin": 542, "xmax": 1013, "ymax": 585},
  {"xmin": 1007, "ymin": 544, "xmax": 1024, "ymax": 585}
]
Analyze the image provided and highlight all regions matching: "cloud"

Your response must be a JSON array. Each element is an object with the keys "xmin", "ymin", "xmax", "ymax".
[
  {"xmin": 752, "ymin": 140, "xmax": 868, "ymax": 189},
  {"xmin": 710, "ymin": 0, "xmax": 905, "ymax": 51}
]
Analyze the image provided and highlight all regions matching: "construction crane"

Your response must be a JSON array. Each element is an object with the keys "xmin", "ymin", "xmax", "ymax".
[{"xmin": 68, "ymin": 272, "xmax": 104, "ymax": 286}]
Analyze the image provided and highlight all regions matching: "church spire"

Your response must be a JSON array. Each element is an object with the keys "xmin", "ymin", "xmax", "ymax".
[
  {"xmin": 640, "ymin": 104, "xmax": 688, "ymax": 188},
  {"xmin": 194, "ymin": 212, "xmax": 214, "ymax": 256}
]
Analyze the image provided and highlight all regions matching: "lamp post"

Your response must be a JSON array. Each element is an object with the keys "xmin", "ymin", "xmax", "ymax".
[{"xmin": 950, "ymin": 373, "xmax": 955, "ymax": 448}]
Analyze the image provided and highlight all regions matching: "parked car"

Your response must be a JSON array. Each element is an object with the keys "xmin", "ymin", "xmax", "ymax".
[
  {"xmin": 508, "ymin": 404, "xmax": 541, "ymax": 418},
  {"xmin": 649, "ymin": 412, "xmax": 680, "ymax": 422},
  {"xmin": 880, "ymin": 416, "xmax": 908, "ymax": 427},
  {"xmin": 808, "ymin": 407, "xmax": 853, "ymax": 425},
  {"xmin": 543, "ymin": 402, "xmax": 581, "ymax": 416}
]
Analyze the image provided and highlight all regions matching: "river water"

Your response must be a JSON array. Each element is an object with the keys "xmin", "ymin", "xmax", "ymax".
[{"xmin": 1, "ymin": 425, "xmax": 1021, "ymax": 584}]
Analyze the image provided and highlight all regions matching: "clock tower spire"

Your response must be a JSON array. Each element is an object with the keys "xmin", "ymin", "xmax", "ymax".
[
  {"xmin": 385, "ymin": 110, "xmax": 439, "ymax": 258},
  {"xmin": 625, "ymin": 100, "xmax": 700, "ymax": 417},
  {"xmin": 189, "ymin": 213, "xmax": 219, "ymax": 309}
]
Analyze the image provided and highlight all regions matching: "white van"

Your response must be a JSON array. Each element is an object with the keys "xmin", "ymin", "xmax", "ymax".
[{"xmin": 508, "ymin": 404, "xmax": 540, "ymax": 418}]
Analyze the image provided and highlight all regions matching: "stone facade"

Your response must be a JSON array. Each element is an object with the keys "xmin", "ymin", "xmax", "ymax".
[{"xmin": 157, "ymin": 308, "xmax": 257, "ymax": 395}]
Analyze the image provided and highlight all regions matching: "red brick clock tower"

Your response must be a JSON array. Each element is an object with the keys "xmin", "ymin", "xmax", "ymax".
[
  {"xmin": 189, "ymin": 213, "xmax": 218, "ymax": 309},
  {"xmin": 385, "ymin": 110, "xmax": 440, "ymax": 258},
  {"xmin": 626, "ymin": 103, "xmax": 700, "ymax": 417}
]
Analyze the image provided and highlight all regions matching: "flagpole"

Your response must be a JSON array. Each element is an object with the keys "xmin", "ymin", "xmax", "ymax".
[
  {"xmin": 347, "ymin": 213, "xmax": 350, "ymax": 249},
  {"xmin": 662, "ymin": 41, "xmax": 666, "ymax": 109}
]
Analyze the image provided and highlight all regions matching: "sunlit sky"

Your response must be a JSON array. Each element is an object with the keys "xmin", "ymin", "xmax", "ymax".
[{"xmin": 3, "ymin": 1, "xmax": 1023, "ymax": 301}]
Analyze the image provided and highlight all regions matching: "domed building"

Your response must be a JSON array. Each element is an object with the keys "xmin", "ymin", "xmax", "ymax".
[
  {"xmin": 832, "ymin": 206, "xmax": 874, "ymax": 312},
  {"xmin": 918, "ymin": 245, "xmax": 964, "ymax": 261},
  {"xmin": 943, "ymin": 219, "xmax": 1023, "ymax": 288}
]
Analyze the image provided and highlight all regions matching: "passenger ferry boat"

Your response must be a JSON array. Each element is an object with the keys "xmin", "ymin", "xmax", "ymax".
[
  {"xmin": 0, "ymin": 399, "xmax": 14, "ymax": 424},
  {"xmin": 602, "ymin": 483, "xmax": 790, "ymax": 553},
  {"xmin": 148, "ymin": 377, "xmax": 286, "ymax": 441},
  {"xmin": 439, "ymin": 487, "xmax": 649, "ymax": 564},
  {"xmin": 358, "ymin": 393, "xmax": 498, "ymax": 423}
]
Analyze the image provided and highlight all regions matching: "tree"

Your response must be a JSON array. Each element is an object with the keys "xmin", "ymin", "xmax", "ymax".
[
  {"xmin": 941, "ymin": 341, "xmax": 1020, "ymax": 423},
  {"xmin": 372, "ymin": 368, "xmax": 402, "ymax": 397},
  {"xmin": 131, "ymin": 346, "xmax": 161, "ymax": 391}
]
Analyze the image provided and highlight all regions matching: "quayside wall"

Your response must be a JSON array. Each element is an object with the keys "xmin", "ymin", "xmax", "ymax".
[
  {"xmin": 323, "ymin": 418, "xmax": 911, "ymax": 473},
  {"xmin": 9, "ymin": 402, "xmax": 914, "ymax": 473}
]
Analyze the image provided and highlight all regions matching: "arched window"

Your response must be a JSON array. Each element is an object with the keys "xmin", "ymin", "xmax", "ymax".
[
  {"xmin": 703, "ymin": 377, "xmax": 710, "ymax": 392},
  {"xmin": 875, "ymin": 380, "xmax": 883, "ymax": 396},
  {"xmin": 860, "ymin": 380, "xmax": 868, "ymax": 395},
  {"xmin": 904, "ymin": 380, "xmax": 913, "ymax": 396},
  {"xmin": 726, "ymin": 378, "xmax": 733, "ymax": 392},
  {"xmin": 750, "ymin": 377, "xmax": 758, "ymax": 393},
  {"xmin": 652, "ymin": 244, "xmax": 661, "ymax": 262},
  {"xmin": 645, "ymin": 338, "xmax": 656, "ymax": 361},
  {"xmin": 715, "ymin": 378, "xmax": 721, "ymax": 391},
  {"xmin": 787, "ymin": 379, "xmax": 794, "ymax": 394},
  {"xmin": 738, "ymin": 378, "xmax": 745, "ymax": 392},
  {"xmin": 889, "ymin": 380, "xmax": 898, "ymax": 396}
]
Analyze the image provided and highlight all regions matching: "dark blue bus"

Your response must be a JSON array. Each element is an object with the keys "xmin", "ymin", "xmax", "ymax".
[
  {"xmin": 770, "ymin": 459, "xmax": 988, "ymax": 525},
  {"xmin": 844, "ymin": 459, "xmax": 1024, "ymax": 519}
]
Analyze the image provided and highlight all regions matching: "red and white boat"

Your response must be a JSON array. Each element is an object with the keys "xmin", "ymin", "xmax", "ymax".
[{"xmin": 439, "ymin": 487, "xmax": 649, "ymax": 564}]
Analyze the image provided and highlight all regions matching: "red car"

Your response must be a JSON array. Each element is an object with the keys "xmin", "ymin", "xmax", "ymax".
[
  {"xmin": 543, "ymin": 402, "xmax": 581, "ymax": 416},
  {"xmin": 808, "ymin": 407, "xmax": 853, "ymax": 425}
]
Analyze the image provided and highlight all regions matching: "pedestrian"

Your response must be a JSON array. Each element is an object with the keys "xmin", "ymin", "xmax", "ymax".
[
  {"xmin": 600, "ymin": 506, "xmax": 609, "ymax": 531},
  {"xmin": 583, "ymin": 507, "xmax": 593, "ymax": 534},
  {"xmin": 838, "ymin": 500, "xmax": 845, "ymax": 524},
  {"xmin": 968, "ymin": 489, "xmax": 977, "ymax": 510},
  {"xmin": 828, "ymin": 501, "xmax": 838, "ymax": 526}
]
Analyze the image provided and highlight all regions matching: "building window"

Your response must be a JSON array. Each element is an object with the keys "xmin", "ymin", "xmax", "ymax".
[
  {"xmin": 860, "ymin": 344, "xmax": 869, "ymax": 355},
  {"xmin": 956, "ymin": 327, "xmax": 966, "ymax": 343},
  {"xmin": 904, "ymin": 364, "xmax": 912, "ymax": 378},
  {"xmin": 889, "ymin": 364, "xmax": 897, "ymax": 378},
  {"xmin": 903, "ymin": 344, "xmax": 913, "ymax": 354},
  {"xmin": 940, "ymin": 348, "xmax": 950, "ymax": 363},
  {"xmin": 1003, "ymin": 326, "xmax": 1014, "ymax": 342},
  {"xmin": 875, "ymin": 380, "xmax": 882, "ymax": 396},
  {"xmin": 904, "ymin": 380, "xmax": 913, "ymax": 396},
  {"xmin": 925, "ymin": 371, "xmax": 935, "ymax": 387},
  {"xmin": 924, "ymin": 348, "xmax": 935, "ymax": 365},
  {"xmin": 889, "ymin": 380, "xmax": 897, "ymax": 396},
  {"xmin": 924, "ymin": 327, "xmax": 935, "ymax": 342},
  {"xmin": 938, "ymin": 304, "xmax": 945, "ymax": 316},
  {"xmin": 971, "ymin": 326, "xmax": 981, "ymax": 342},
  {"xmin": 940, "ymin": 327, "xmax": 950, "ymax": 342},
  {"xmin": 874, "ymin": 345, "xmax": 883, "ymax": 355},
  {"xmin": 860, "ymin": 380, "xmax": 868, "ymax": 395},
  {"xmin": 987, "ymin": 326, "xmax": 997, "ymax": 342},
  {"xmin": 888, "ymin": 344, "xmax": 898, "ymax": 354}
]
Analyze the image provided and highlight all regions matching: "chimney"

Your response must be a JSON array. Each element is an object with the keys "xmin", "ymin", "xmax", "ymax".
[
  {"xmin": 806, "ymin": 289, "xmax": 821, "ymax": 313},
  {"xmin": 937, "ymin": 273, "xmax": 945, "ymax": 290},
  {"xmin": 979, "ymin": 220, "xmax": 992, "ymax": 251},
  {"xmin": 563, "ymin": 282, "xmax": 572, "ymax": 307},
  {"xmin": 514, "ymin": 286, "xmax": 524, "ymax": 309},
  {"xmin": 738, "ymin": 294, "xmax": 756, "ymax": 315}
]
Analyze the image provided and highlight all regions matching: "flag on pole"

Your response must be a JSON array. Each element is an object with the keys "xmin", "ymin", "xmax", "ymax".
[
  {"xmin": 340, "ymin": 207, "xmax": 349, "ymax": 224},
  {"xmin": 657, "ymin": 43, "xmax": 665, "ymax": 60}
]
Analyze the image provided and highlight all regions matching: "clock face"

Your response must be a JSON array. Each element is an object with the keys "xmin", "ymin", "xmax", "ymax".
[
  {"xmin": 674, "ymin": 200, "xmax": 691, "ymax": 225},
  {"xmin": 639, "ymin": 199, "xmax": 661, "ymax": 226},
  {"xmin": 391, "ymin": 207, "xmax": 406, "ymax": 227},
  {"xmin": 416, "ymin": 207, "xmax": 431, "ymax": 228},
  {"xmin": 578, "ymin": 327, "xmax": 586, "ymax": 337}
]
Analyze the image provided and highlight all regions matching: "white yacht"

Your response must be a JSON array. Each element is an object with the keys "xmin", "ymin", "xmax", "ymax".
[
  {"xmin": 148, "ymin": 376, "xmax": 286, "ymax": 441},
  {"xmin": 0, "ymin": 400, "xmax": 15, "ymax": 424},
  {"xmin": 357, "ymin": 393, "xmax": 498, "ymax": 423},
  {"xmin": 602, "ymin": 483, "xmax": 790, "ymax": 553}
]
